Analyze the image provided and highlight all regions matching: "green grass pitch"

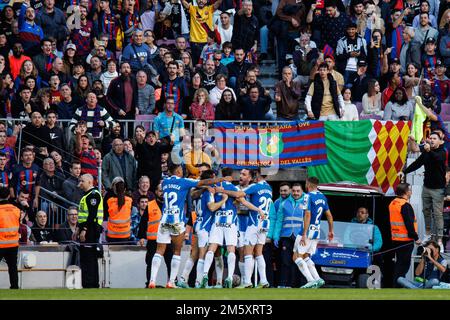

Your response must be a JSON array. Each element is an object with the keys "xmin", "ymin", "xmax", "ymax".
[{"xmin": 0, "ymin": 288, "xmax": 450, "ymax": 300}]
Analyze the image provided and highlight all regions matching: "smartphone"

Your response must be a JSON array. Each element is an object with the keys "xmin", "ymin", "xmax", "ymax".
[{"xmin": 316, "ymin": 0, "xmax": 324, "ymax": 9}]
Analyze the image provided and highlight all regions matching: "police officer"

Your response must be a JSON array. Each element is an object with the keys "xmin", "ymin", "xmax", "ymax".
[
  {"xmin": 389, "ymin": 182, "xmax": 421, "ymax": 287},
  {"xmin": 0, "ymin": 186, "xmax": 20, "ymax": 289},
  {"xmin": 78, "ymin": 174, "xmax": 103, "ymax": 288}
]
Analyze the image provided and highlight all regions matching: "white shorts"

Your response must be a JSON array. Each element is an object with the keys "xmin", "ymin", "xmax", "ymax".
[
  {"xmin": 196, "ymin": 229, "xmax": 209, "ymax": 248},
  {"xmin": 237, "ymin": 229, "xmax": 246, "ymax": 248},
  {"xmin": 156, "ymin": 222, "xmax": 186, "ymax": 244},
  {"xmin": 244, "ymin": 225, "xmax": 267, "ymax": 246},
  {"xmin": 293, "ymin": 235, "xmax": 319, "ymax": 255},
  {"xmin": 208, "ymin": 223, "xmax": 238, "ymax": 247}
]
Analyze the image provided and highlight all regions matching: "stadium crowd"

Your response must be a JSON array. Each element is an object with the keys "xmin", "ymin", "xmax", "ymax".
[{"xmin": 0, "ymin": 0, "xmax": 449, "ymax": 289}]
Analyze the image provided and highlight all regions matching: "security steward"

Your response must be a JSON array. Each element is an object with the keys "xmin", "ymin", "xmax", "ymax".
[
  {"xmin": 389, "ymin": 182, "xmax": 421, "ymax": 287},
  {"xmin": 0, "ymin": 186, "xmax": 20, "ymax": 289},
  {"xmin": 106, "ymin": 177, "xmax": 132, "ymax": 243},
  {"xmin": 138, "ymin": 195, "xmax": 173, "ymax": 287},
  {"xmin": 78, "ymin": 174, "xmax": 103, "ymax": 288}
]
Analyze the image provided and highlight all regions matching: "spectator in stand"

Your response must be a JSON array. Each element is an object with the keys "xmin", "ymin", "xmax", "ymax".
[
  {"xmin": 9, "ymin": 43, "xmax": 31, "ymax": 81},
  {"xmin": 341, "ymin": 87, "xmax": 359, "ymax": 121},
  {"xmin": 31, "ymin": 210, "xmax": 56, "ymax": 243},
  {"xmin": 106, "ymin": 62, "xmax": 138, "ymax": 137},
  {"xmin": 131, "ymin": 175, "xmax": 155, "ymax": 207},
  {"xmin": 217, "ymin": 11, "xmax": 233, "ymax": 48},
  {"xmin": 74, "ymin": 126, "xmax": 98, "ymax": 179},
  {"xmin": 100, "ymin": 59, "xmax": 118, "ymax": 95},
  {"xmin": 422, "ymin": 37, "xmax": 439, "ymax": 80},
  {"xmin": 39, "ymin": 157, "xmax": 65, "ymax": 211},
  {"xmin": 50, "ymin": 150, "xmax": 67, "ymax": 177},
  {"xmin": 212, "ymin": 50, "xmax": 228, "ymax": 76},
  {"xmin": 227, "ymin": 47, "xmax": 252, "ymax": 93},
  {"xmin": 36, "ymin": 0, "xmax": 68, "ymax": 51},
  {"xmin": 0, "ymin": 151, "xmax": 11, "ymax": 189},
  {"xmin": 238, "ymin": 68, "xmax": 267, "ymax": 98},
  {"xmin": 136, "ymin": 70, "xmax": 156, "ymax": 115},
  {"xmin": 62, "ymin": 161, "xmax": 84, "ymax": 205},
  {"xmin": 231, "ymin": 0, "xmax": 258, "ymax": 56},
  {"xmin": 383, "ymin": 86, "xmax": 414, "ymax": 121},
  {"xmin": 73, "ymin": 75, "xmax": 91, "ymax": 104},
  {"xmin": 57, "ymin": 83, "xmax": 79, "ymax": 120},
  {"xmin": 102, "ymin": 138, "xmax": 137, "ymax": 191},
  {"xmin": 159, "ymin": 60, "xmax": 189, "ymax": 118},
  {"xmin": 336, "ymin": 22, "xmax": 367, "ymax": 84},
  {"xmin": 209, "ymin": 74, "xmax": 235, "ymax": 107},
  {"xmin": 307, "ymin": 0, "xmax": 350, "ymax": 50},
  {"xmin": 183, "ymin": 136, "xmax": 212, "ymax": 178},
  {"xmin": 403, "ymin": 63, "xmax": 421, "ymax": 99},
  {"xmin": 382, "ymin": 72, "xmax": 402, "ymax": 108},
  {"xmin": 135, "ymin": 128, "xmax": 173, "ymax": 192},
  {"xmin": 32, "ymin": 38, "xmax": 55, "ymax": 83},
  {"xmin": 70, "ymin": 92, "xmax": 115, "ymax": 141},
  {"xmin": 45, "ymin": 110, "xmax": 65, "ymax": 153},
  {"xmin": 215, "ymin": 88, "xmax": 241, "ymax": 120},
  {"xmin": 199, "ymin": 58, "xmax": 219, "ymax": 93},
  {"xmin": 21, "ymin": 111, "xmax": 52, "ymax": 161},
  {"xmin": 181, "ymin": 0, "xmax": 223, "ymax": 65},
  {"xmin": 361, "ymin": 79, "xmax": 383, "ymax": 118},
  {"xmin": 274, "ymin": 66, "xmax": 303, "ymax": 121},
  {"xmin": 199, "ymin": 32, "xmax": 220, "ymax": 65},
  {"xmin": 18, "ymin": 2, "xmax": 44, "ymax": 56},
  {"xmin": 239, "ymin": 84, "xmax": 273, "ymax": 121},
  {"xmin": 101, "ymin": 122, "xmax": 124, "ymax": 156},
  {"xmin": 67, "ymin": 5, "xmax": 93, "ymax": 60},
  {"xmin": 86, "ymin": 56, "xmax": 103, "ymax": 85},
  {"xmin": 49, "ymin": 57, "xmax": 70, "ymax": 87},
  {"xmin": 11, "ymin": 85, "xmax": 35, "ymax": 120},
  {"xmin": 190, "ymin": 88, "xmax": 215, "ymax": 120},
  {"xmin": 0, "ymin": 131, "xmax": 16, "ymax": 172},
  {"xmin": 413, "ymin": 12, "xmax": 439, "ymax": 47},
  {"xmin": 121, "ymin": 29, "xmax": 157, "ymax": 77},
  {"xmin": 305, "ymin": 62, "xmax": 344, "ymax": 120},
  {"xmin": 13, "ymin": 60, "xmax": 43, "ymax": 92},
  {"xmin": 55, "ymin": 206, "xmax": 79, "ymax": 243},
  {"xmin": 350, "ymin": 59, "xmax": 371, "ymax": 102}
]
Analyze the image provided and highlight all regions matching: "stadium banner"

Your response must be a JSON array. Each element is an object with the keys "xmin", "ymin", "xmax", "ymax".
[
  {"xmin": 307, "ymin": 120, "xmax": 411, "ymax": 196},
  {"xmin": 312, "ymin": 246, "xmax": 371, "ymax": 268},
  {"xmin": 212, "ymin": 121, "xmax": 328, "ymax": 169}
]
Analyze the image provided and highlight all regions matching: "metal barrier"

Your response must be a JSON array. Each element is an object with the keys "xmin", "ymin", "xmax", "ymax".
[{"xmin": 38, "ymin": 186, "xmax": 78, "ymax": 228}]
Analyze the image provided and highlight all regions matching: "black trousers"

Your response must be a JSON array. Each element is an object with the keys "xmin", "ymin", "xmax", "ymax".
[
  {"xmin": 80, "ymin": 245, "xmax": 100, "ymax": 288},
  {"xmin": 263, "ymin": 243, "xmax": 275, "ymax": 287},
  {"xmin": 278, "ymin": 236, "xmax": 302, "ymax": 288},
  {"xmin": 145, "ymin": 240, "xmax": 173, "ymax": 286},
  {"xmin": 392, "ymin": 240, "xmax": 414, "ymax": 287},
  {"xmin": 0, "ymin": 246, "xmax": 18, "ymax": 289}
]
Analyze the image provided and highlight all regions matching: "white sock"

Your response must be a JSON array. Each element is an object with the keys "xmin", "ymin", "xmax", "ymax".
[
  {"xmin": 256, "ymin": 255, "xmax": 268, "ymax": 284},
  {"xmin": 196, "ymin": 259, "xmax": 204, "ymax": 283},
  {"xmin": 169, "ymin": 255, "xmax": 181, "ymax": 283},
  {"xmin": 181, "ymin": 257, "xmax": 195, "ymax": 282},
  {"xmin": 150, "ymin": 253, "xmax": 162, "ymax": 283},
  {"xmin": 203, "ymin": 251, "xmax": 214, "ymax": 276},
  {"xmin": 295, "ymin": 257, "xmax": 314, "ymax": 282},
  {"xmin": 304, "ymin": 257, "xmax": 321, "ymax": 281},
  {"xmin": 244, "ymin": 255, "xmax": 254, "ymax": 285},
  {"xmin": 239, "ymin": 261, "xmax": 246, "ymax": 284},
  {"xmin": 215, "ymin": 255, "xmax": 224, "ymax": 285},
  {"xmin": 227, "ymin": 252, "xmax": 236, "ymax": 279}
]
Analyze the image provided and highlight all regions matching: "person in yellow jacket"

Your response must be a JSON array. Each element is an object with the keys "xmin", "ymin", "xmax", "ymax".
[
  {"xmin": 389, "ymin": 182, "xmax": 422, "ymax": 287},
  {"xmin": 106, "ymin": 177, "xmax": 132, "ymax": 243},
  {"xmin": 0, "ymin": 186, "xmax": 20, "ymax": 289}
]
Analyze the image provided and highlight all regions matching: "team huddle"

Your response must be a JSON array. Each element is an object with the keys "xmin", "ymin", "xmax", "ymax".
[{"xmin": 148, "ymin": 163, "xmax": 334, "ymax": 289}]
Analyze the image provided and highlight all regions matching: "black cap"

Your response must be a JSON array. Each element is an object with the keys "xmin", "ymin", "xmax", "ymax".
[
  {"xmin": 436, "ymin": 60, "xmax": 445, "ymax": 68},
  {"xmin": 390, "ymin": 57, "xmax": 400, "ymax": 65},
  {"xmin": 357, "ymin": 60, "xmax": 367, "ymax": 67},
  {"xmin": 425, "ymin": 37, "xmax": 436, "ymax": 44}
]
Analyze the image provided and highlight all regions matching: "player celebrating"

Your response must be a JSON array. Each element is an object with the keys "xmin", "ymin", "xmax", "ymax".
[
  {"xmin": 295, "ymin": 176, "xmax": 334, "ymax": 289},
  {"xmin": 236, "ymin": 169, "xmax": 252, "ymax": 285},
  {"xmin": 200, "ymin": 167, "xmax": 263, "ymax": 289},
  {"xmin": 148, "ymin": 163, "xmax": 231, "ymax": 289},
  {"xmin": 178, "ymin": 169, "xmax": 225, "ymax": 288},
  {"xmin": 239, "ymin": 168, "xmax": 274, "ymax": 288}
]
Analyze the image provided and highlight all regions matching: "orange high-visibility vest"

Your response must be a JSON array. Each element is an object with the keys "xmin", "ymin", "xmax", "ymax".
[
  {"xmin": 146, "ymin": 200, "xmax": 162, "ymax": 240},
  {"xmin": 389, "ymin": 197, "xmax": 418, "ymax": 242},
  {"xmin": 0, "ymin": 203, "xmax": 20, "ymax": 248},
  {"xmin": 107, "ymin": 196, "xmax": 132, "ymax": 239}
]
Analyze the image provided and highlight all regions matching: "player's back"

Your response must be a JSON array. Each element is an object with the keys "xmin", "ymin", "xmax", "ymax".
[
  {"xmin": 306, "ymin": 190, "xmax": 329, "ymax": 239},
  {"xmin": 245, "ymin": 180, "xmax": 273, "ymax": 226},
  {"xmin": 161, "ymin": 175, "xmax": 199, "ymax": 223},
  {"xmin": 197, "ymin": 190, "xmax": 214, "ymax": 231}
]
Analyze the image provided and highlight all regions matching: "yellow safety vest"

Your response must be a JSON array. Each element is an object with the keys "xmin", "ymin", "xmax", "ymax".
[{"xmin": 79, "ymin": 189, "xmax": 104, "ymax": 224}]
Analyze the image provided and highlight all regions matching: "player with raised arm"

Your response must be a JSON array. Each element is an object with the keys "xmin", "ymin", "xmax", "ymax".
[
  {"xmin": 147, "ymin": 163, "xmax": 231, "ymax": 289},
  {"xmin": 200, "ymin": 167, "xmax": 263, "ymax": 289},
  {"xmin": 238, "ymin": 168, "xmax": 274, "ymax": 288},
  {"xmin": 295, "ymin": 176, "xmax": 334, "ymax": 289}
]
